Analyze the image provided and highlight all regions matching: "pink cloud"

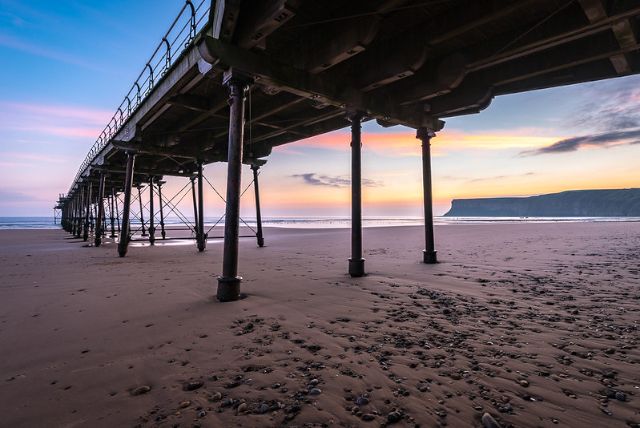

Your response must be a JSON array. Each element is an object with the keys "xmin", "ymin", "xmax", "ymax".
[
  {"xmin": 0, "ymin": 101, "xmax": 112, "ymax": 140},
  {"xmin": 1, "ymin": 102, "xmax": 112, "ymax": 124}
]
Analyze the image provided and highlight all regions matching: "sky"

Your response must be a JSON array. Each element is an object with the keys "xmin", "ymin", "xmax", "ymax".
[{"xmin": 0, "ymin": 0, "xmax": 639, "ymax": 218}]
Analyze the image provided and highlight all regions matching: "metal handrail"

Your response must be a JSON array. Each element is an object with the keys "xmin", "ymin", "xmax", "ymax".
[{"xmin": 67, "ymin": 0, "xmax": 211, "ymax": 196}]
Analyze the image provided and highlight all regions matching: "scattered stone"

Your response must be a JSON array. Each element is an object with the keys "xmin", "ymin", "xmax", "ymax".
[
  {"xmin": 355, "ymin": 395, "xmax": 369, "ymax": 406},
  {"xmin": 519, "ymin": 379, "xmax": 529, "ymax": 387},
  {"xmin": 237, "ymin": 402, "xmax": 247, "ymax": 414},
  {"xmin": 481, "ymin": 412, "xmax": 502, "ymax": 428},
  {"xmin": 387, "ymin": 410, "xmax": 402, "ymax": 424},
  {"xmin": 130, "ymin": 385, "xmax": 151, "ymax": 396},
  {"xmin": 361, "ymin": 413, "xmax": 376, "ymax": 421},
  {"xmin": 210, "ymin": 391, "xmax": 222, "ymax": 402},
  {"xmin": 183, "ymin": 380, "xmax": 204, "ymax": 391},
  {"xmin": 256, "ymin": 402, "xmax": 270, "ymax": 414},
  {"xmin": 179, "ymin": 400, "xmax": 191, "ymax": 409},
  {"xmin": 309, "ymin": 388, "xmax": 322, "ymax": 396}
]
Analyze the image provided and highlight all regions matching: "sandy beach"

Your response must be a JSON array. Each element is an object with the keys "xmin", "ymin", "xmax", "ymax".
[{"xmin": 0, "ymin": 223, "xmax": 638, "ymax": 427}]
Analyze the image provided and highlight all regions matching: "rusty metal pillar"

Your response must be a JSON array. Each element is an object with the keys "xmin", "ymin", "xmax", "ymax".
[
  {"xmin": 196, "ymin": 162, "xmax": 206, "ymax": 252},
  {"xmin": 90, "ymin": 203, "xmax": 96, "ymax": 234},
  {"xmin": 73, "ymin": 191, "xmax": 81, "ymax": 237},
  {"xmin": 190, "ymin": 176, "xmax": 199, "ymax": 240},
  {"xmin": 157, "ymin": 180, "xmax": 166, "ymax": 239},
  {"xmin": 69, "ymin": 198, "xmax": 74, "ymax": 235},
  {"xmin": 109, "ymin": 188, "xmax": 116, "ymax": 238},
  {"xmin": 148, "ymin": 176, "xmax": 155, "ymax": 245},
  {"xmin": 114, "ymin": 189, "xmax": 121, "ymax": 234},
  {"xmin": 348, "ymin": 111, "xmax": 365, "ymax": 277},
  {"xmin": 95, "ymin": 173, "xmax": 106, "ymax": 247},
  {"xmin": 217, "ymin": 70, "xmax": 251, "ymax": 302},
  {"xmin": 137, "ymin": 184, "xmax": 147, "ymax": 237},
  {"xmin": 83, "ymin": 182, "xmax": 92, "ymax": 242},
  {"xmin": 73, "ymin": 193, "xmax": 79, "ymax": 236},
  {"xmin": 417, "ymin": 127, "xmax": 438, "ymax": 263},
  {"xmin": 102, "ymin": 204, "xmax": 107, "ymax": 236},
  {"xmin": 118, "ymin": 152, "xmax": 136, "ymax": 257},
  {"xmin": 251, "ymin": 164, "xmax": 265, "ymax": 247}
]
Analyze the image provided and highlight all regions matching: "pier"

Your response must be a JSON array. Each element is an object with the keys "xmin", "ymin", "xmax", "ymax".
[{"xmin": 57, "ymin": 0, "xmax": 640, "ymax": 301}]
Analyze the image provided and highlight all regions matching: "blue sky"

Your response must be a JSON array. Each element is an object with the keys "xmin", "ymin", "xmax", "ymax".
[{"xmin": 1, "ymin": 0, "xmax": 639, "ymax": 217}]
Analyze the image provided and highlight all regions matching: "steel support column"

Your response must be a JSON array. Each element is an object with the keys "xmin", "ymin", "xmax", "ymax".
[
  {"xmin": 148, "ymin": 176, "xmax": 155, "ymax": 245},
  {"xmin": 190, "ymin": 176, "xmax": 199, "ymax": 240},
  {"xmin": 74, "ymin": 191, "xmax": 81, "ymax": 238},
  {"xmin": 115, "ymin": 190, "xmax": 121, "ymax": 234},
  {"xmin": 109, "ymin": 188, "xmax": 116, "ymax": 238},
  {"xmin": 217, "ymin": 71, "xmax": 251, "ymax": 302},
  {"xmin": 95, "ymin": 173, "xmax": 106, "ymax": 247},
  {"xmin": 83, "ymin": 182, "xmax": 92, "ymax": 242},
  {"xmin": 158, "ymin": 181, "xmax": 166, "ymax": 239},
  {"xmin": 90, "ymin": 204, "xmax": 95, "ymax": 234},
  {"xmin": 417, "ymin": 127, "xmax": 438, "ymax": 264},
  {"xmin": 137, "ymin": 185, "xmax": 147, "ymax": 236},
  {"xmin": 251, "ymin": 165, "xmax": 265, "ymax": 247},
  {"xmin": 196, "ymin": 162, "xmax": 206, "ymax": 252},
  {"xmin": 348, "ymin": 112, "xmax": 365, "ymax": 277},
  {"xmin": 118, "ymin": 153, "xmax": 136, "ymax": 257}
]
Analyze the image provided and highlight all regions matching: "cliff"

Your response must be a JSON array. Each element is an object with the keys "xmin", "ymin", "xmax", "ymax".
[{"xmin": 444, "ymin": 188, "xmax": 640, "ymax": 217}]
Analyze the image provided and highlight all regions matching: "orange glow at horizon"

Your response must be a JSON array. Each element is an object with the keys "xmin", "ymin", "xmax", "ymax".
[{"xmin": 287, "ymin": 128, "xmax": 562, "ymax": 157}]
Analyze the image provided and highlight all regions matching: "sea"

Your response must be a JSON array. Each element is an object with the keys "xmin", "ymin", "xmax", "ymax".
[{"xmin": 1, "ymin": 216, "xmax": 639, "ymax": 230}]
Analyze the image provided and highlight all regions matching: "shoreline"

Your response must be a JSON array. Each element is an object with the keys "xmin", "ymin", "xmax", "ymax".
[
  {"xmin": 0, "ymin": 223, "xmax": 638, "ymax": 427},
  {"xmin": 2, "ymin": 215, "xmax": 640, "ymax": 232}
]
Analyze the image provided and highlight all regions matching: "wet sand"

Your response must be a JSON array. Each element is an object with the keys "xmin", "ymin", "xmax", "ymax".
[{"xmin": 0, "ymin": 223, "xmax": 638, "ymax": 427}]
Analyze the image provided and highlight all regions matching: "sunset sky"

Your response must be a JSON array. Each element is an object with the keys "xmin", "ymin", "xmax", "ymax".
[{"xmin": 1, "ymin": 0, "xmax": 639, "ymax": 217}]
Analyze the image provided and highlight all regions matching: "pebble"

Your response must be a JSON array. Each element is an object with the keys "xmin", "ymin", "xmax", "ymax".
[
  {"xmin": 130, "ymin": 385, "xmax": 151, "ymax": 396},
  {"xmin": 210, "ymin": 391, "xmax": 222, "ymax": 401},
  {"xmin": 183, "ymin": 380, "xmax": 204, "ymax": 391},
  {"xmin": 387, "ymin": 411, "xmax": 402, "ymax": 423},
  {"xmin": 615, "ymin": 391, "xmax": 627, "ymax": 402},
  {"xmin": 355, "ymin": 396, "xmax": 369, "ymax": 406},
  {"xmin": 361, "ymin": 413, "xmax": 376, "ymax": 421},
  {"xmin": 519, "ymin": 379, "xmax": 529, "ymax": 387},
  {"xmin": 179, "ymin": 400, "xmax": 191, "ymax": 409},
  {"xmin": 309, "ymin": 388, "xmax": 322, "ymax": 396},
  {"xmin": 237, "ymin": 402, "xmax": 247, "ymax": 414},
  {"xmin": 481, "ymin": 412, "xmax": 502, "ymax": 428}
]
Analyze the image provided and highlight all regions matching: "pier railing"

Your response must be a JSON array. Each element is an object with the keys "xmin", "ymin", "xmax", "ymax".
[{"xmin": 68, "ymin": 0, "xmax": 211, "ymax": 195}]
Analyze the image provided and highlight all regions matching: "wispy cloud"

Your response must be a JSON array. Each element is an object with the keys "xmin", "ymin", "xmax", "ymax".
[
  {"xmin": 0, "ymin": 189, "xmax": 34, "ymax": 202},
  {"xmin": 569, "ymin": 77, "xmax": 640, "ymax": 134},
  {"xmin": 520, "ymin": 129, "xmax": 640, "ymax": 156},
  {"xmin": 441, "ymin": 172, "xmax": 536, "ymax": 182},
  {"xmin": 0, "ymin": 102, "xmax": 111, "ymax": 140},
  {"xmin": 0, "ymin": 33, "xmax": 102, "ymax": 71},
  {"xmin": 292, "ymin": 173, "xmax": 383, "ymax": 188}
]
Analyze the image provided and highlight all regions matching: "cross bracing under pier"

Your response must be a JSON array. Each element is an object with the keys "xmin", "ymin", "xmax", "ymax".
[{"xmin": 58, "ymin": 0, "xmax": 640, "ymax": 301}]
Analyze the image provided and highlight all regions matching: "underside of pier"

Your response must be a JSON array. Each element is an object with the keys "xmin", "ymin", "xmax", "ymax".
[{"xmin": 58, "ymin": 0, "xmax": 640, "ymax": 300}]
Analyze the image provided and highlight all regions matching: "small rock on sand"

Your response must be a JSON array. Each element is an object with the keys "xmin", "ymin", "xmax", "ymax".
[
  {"xmin": 309, "ymin": 388, "xmax": 322, "ymax": 396},
  {"xmin": 183, "ymin": 380, "xmax": 204, "ymax": 391},
  {"xmin": 482, "ymin": 412, "xmax": 502, "ymax": 428},
  {"xmin": 130, "ymin": 385, "xmax": 151, "ymax": 396},
  {"xmin": 387, "ymin": 411, "xmax": 402, "ymax": 423}
]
